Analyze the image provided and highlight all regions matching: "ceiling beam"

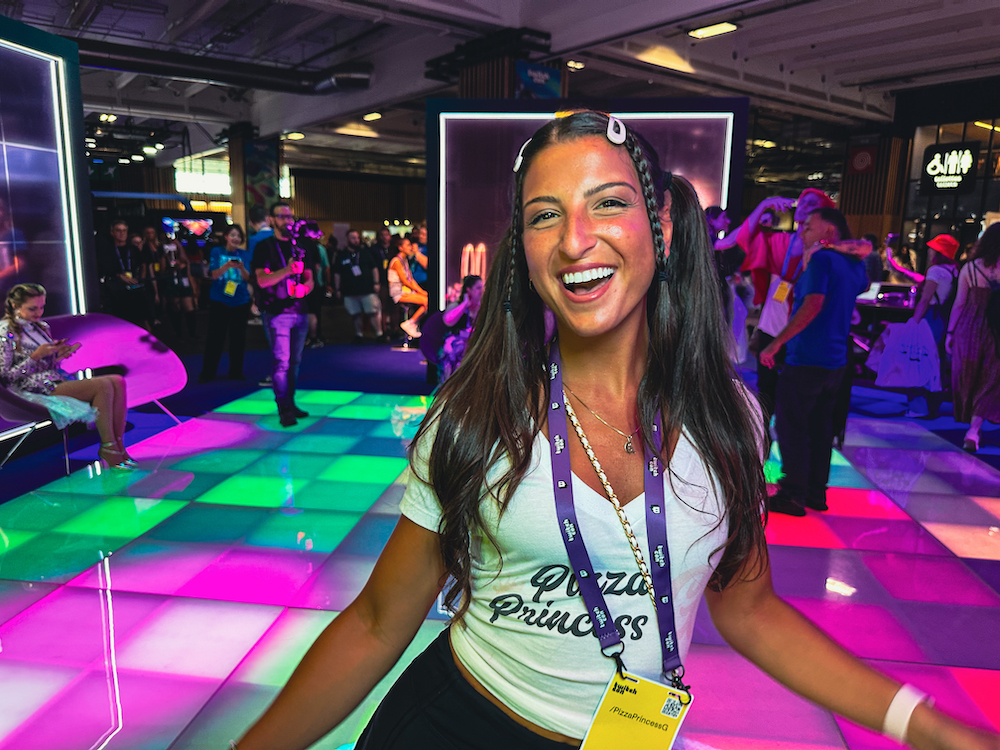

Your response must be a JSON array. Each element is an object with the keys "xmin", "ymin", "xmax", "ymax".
[
  {"xmin": 67, "ymin": 0, "xmax": 102, "ymax": 31},
  {"xmin": 162, "ymin": 0, "xmax": 232, "ymax": 45},
  {"xmin": 279, "ymin": 0, "xmax": 490, "ymax": 37}
]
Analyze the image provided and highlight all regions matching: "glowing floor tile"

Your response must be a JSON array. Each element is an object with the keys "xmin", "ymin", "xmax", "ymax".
[
  {"xmin": 254, "ymin": 415, "xmax": 322, "ymax": 432},
  {"xmin": 245, "ymin": 508, "xmax": 363, "ymax": 553},
  {"xmin": 368, "ymin": 420, "xmax": 420, "ymax": 439},
  {"xmin": 894, "ymin": 600, "xmax": 1000, "ymax": 669},
  {"xmin": 0, "ymin": 660, "xmax": 81, "ymax": 740},
  {"xmin": 824, "ymin": 516, "xmax": 950, "ymax": 555},
  {"xmin": 119, "ymin": 469, "xmax": 232, "ymax": 501},
  {"xmin": 41, "ymin": 467, "xmax": 151, "ymax": 497},
  {"xmin": 950, "ymin": 666, "xmax": 1000, "ymax": 731},
  {"xmin": 330, "ymin": 404, "xmax": 396, "ymax": 421},
  {"xmin": 307, "ymin": 418, "xmax": 381, "ymax": 436},
  {"xmin": 921, "ymin": 522, "xmax": 1000, "ymax": 560},
  {"xmin": 241, "ymin": 452, "xmax": 340, "ymax": 480},
  {"xmin": 861, "ymin": 552, "xmax": 1000, "ymax": 606},
  {"xmin": 0, "ymin": 580, "xmax": 58, "ymax": 626},
  {"xmin": 296, "ymin": 389, "xmax": 363, "ymax": 405},
  {"xmin": 175, "ymin": 546, "xmax": 328, "ymax": 606},
  {"xmin": 53, "ymin": 497, "xmax": 187, "ymax": 539},
  {"xmin": 318, "ymin": 455, "xmax": 408, "ymax": 484},
  {"xmin": 2, "ymin": 668, "xmax": 222, "ymax": 750},
  {"xmin": 767, "ymin": 547, "xmax": 890, "ymax": 605},
  {"xmin": 214, "ymin": 398, "xmax": 281, "ymax": 415},
  {"xmin": 765, "ymin": 514, "xmax": 847, "ymax": 550},
  {"xmin": 972, "ymin": 496, "xmax": 1000, "ymax": 521},
  {"xmin": 280, "ymin": 433, "xmax": 362, "ymax": 455},
  {"xmin": 786, "ymin": 597, "xmax": 927, "ymax": 662},
  {"xmin": 681, "ymin": 644, "xmax": 846, "ymax": 746},
  {"xmin": 67, "ymin": 541, "xmax": 229, "ymax": 595},
  {"xmin": 137, "ymin": 416, "xmax": 292, "ymax": 452},
  {"xmin": 293, "ymin": 481, "xmax": 394, "ymax": 513},
  {"xmin": 143, "ymin": 504, "xmax": 270, "ymax": 544},
  {"xmin": 0, "ymin": 532, "xmax": 132, "ymax": 583},
  {"xmin": 822, "ymin": 488, "xmax": 910, "ymax": 520},
  {"xmin": 115, "ymin": 597, "xmax": 283, "ymax": 680},
  {"xmin": 347, "ymin": 437, "xmax": 409, "ymax": 458},
  {"xmin": 195, "ymin": 475, "xmax": 312, "ymax": 507},
  {"xmin": 333, "ymin": 514, "xmax": 397, "ymax": 556},
  {"xmin": 230, "ymin": 608, "xmax": 339, "ymax": 687},
  {"xmin": 291, "ymin": 553, "xmax": 374, "ymax": 611},
  {"xmin": 828, "ymin": 465, "xmax": 874, "ymax": 489},
  {"xmin": 367, "ymin": 483, "xmax": 406, "ymax": 516},
  {"xmin": 171, "ymin": 448, "xmax": 267, "ymax": 474},
  {"xmin": 352, "ymin": 393, "xmax": 429, "ymax": 408},
  {"xmin": 0, "ymin": 491, "xmax": 103, "ymax": 531},
  {"xmin": 0, "ymin": 529, "xmax": 36, "ymax": 554},
  {"xmin": 903, "ymin": 493, "xmax": 1000, "ymax": 526},
  {"xmin": 764, "ymin": 459, "xmax": 783, "ymax": 484},
  {"xmin": 0, "ymin": 586, "xmax": 165, "ymax": 667}
]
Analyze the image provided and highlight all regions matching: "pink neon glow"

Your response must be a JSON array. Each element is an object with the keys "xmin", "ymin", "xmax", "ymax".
[
  {"xmin": 861, "ymin": 553, "xmax": 1000, "ymax": 606},
  {"xmin": 135, "ymin": 417, "xmax": 260, "ymax": 453},
  {"xmin": 822, "ymin": 488, "xmax": 910, "ymax": 519},
  {"xmin": 67, "ymin": 543, "xmax": 230, "ymax": 596},
  {"xmin": 786, "ymin": 597, "xmax": 927, "ymax": 662},
  {"xmin": 765, "ymin": 514, "xmax": 847, "ymax": 550},
  {"xmin": 174, "ymin": 547, "xmax": 327, "ymax": 606}
]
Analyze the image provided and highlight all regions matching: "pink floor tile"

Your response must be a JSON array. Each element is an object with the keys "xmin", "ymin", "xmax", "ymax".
[
  {"xmin": 0, "ymin": 659, "xmax": 82, "ymax": 742},
  {"xmin": 825, "ymin": 517, "xmax": 951, "ymax": 556},
  {"xmin": 0, "ymin": 668, "xmax": 221, "ymax": 750},
  {"xmin": 949, "ymin": 667, "xmax": 1000, "ymax": 731},
  {"xmin": 785, "ymin": 597, "xmax": 927, "ymax": 662},
  {"xmin": 861, "ymin": 553, "xmax": 1000, "ymax": 606},
  {"xmin": 290, "ymin": 553, "xmax": 375, "ymax": 611},
  {"xmin": 921, "ymin": 523, "xmax": 1000, "ymax": 560},
  {"xmin": 971, "ymin": 497, "xmax": 1000, "ymax": 521},
  {"xmin": 766, "ymin": 514, "xmax": 847, "ymax": 550},
  {"xmin": 175, "ymin": 546, "xmax": 328, "ymax": 606},
  {"xmin": 67, "ymin": 541, "xmax": 230, "ymax": 595},
  {"xmin": 824, "ymin": 488, "xmax": 911, "ymax": 520}
]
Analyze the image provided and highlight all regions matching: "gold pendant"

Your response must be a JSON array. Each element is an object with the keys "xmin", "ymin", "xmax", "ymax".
[{"xmin": 625, "ymin": 436, "xmax": 635, "ymax": 454}]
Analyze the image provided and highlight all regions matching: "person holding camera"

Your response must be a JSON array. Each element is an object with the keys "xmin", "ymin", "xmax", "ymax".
[
  {"xmin": 199, "ymin": 224, "xmax": 253, "ymax": 383},
  {"xmin": 251, "ymin": 202, "xmax": 318, "ymax": 427}
]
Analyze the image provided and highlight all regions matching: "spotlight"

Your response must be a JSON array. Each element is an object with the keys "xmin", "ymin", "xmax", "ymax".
[
  {"xmin": 393, "ymin": 220, "xmax": 399, "ymax": 225},
  {"xmin": 285, "ymin": 132, "xmax": 305, "ymax": 140},
  {"xmin": 99, "ymin": 113, "xmax": 108, "ymax": 121},
  {"xmin": 363, "ymin": 112, "xmax": 382, "ymax": 121},
  {"xmin": 118, "ymin": 157, "xmax": 130, "ymax": 164},
  {"xmin": 131, "ymin": 154, "xmax": 144, "ymax": 161},
  {"xmin": 383, "ymin": 220, "xmax": 389, "ymax": 226},
  {"xmin": 155, "ymin": 143, "xmax": 165, "ymax": 150},
  {"xmin": 566, "ymin": 60, "xmax": 585, "ymax": 70},
  {"xmin": 142, "ymin": 146, "xmax": 157, "ymax": 155},
  {"xmin": 107, "ymin": 114, "xmax": 118, "ymax": 122}
]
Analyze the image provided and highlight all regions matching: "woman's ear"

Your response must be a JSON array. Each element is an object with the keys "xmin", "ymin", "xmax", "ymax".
[{"xmin": 659, "ymin": 193, "xmax": 673, "ymax": 259}]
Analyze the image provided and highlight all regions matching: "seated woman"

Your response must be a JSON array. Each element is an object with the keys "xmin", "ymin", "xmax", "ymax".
[
  {"xmin": 0, "ymin": 283, "xmax": 134, "ymax": 469},
  {"xmin": 440, "ymin": 274, "xmax": 483, "ymax": 379},
  {"xmin": 388, "ymin": 235, "xmax": 428, "ymax": 338}
]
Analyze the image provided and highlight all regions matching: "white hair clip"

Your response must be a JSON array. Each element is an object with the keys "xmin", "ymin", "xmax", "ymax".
[
  {"xmin": 606, "ymin": 116, "xmax": 626, "ymax": 145},
  {"xmin": 513, "ymin": 138, "xmax": 532, "ymax": 172}
]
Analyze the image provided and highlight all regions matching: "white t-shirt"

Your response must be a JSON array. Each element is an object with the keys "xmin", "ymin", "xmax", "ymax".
[
  {"xmin": 758, "ymin": 273, "xmax": 791, "ymax": 336},
  {"xmin": 400, "ymin": 428, "xmax": 729, "ymax": 739},
  {"xmin": 926, "ymin": 264, "xmax": 957, "ymax": 306}
]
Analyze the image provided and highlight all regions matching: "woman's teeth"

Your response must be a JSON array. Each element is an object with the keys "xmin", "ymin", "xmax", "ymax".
[{"xmin": 562, "ymin": 267, "xmax": 614, "ymax": 289}]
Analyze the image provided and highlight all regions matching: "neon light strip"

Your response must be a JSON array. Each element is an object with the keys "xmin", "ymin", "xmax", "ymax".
[
  {"xmin": 0, "ymin": 420, "xmax": 53, "ymax": 441},
  {"xmin": 437, "ymin": 111, "xmax": 738, "ymax": 306},
  {"xmin": 90, "ymin": 554, "xmax": 123, "ymax": 750}
]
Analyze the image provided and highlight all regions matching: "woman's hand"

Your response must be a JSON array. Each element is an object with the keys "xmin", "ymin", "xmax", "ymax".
[
  {"xmin": 30, "ymin": 340, "xmax": 66, "ymax": 360},
  {"xmin": 56, "ymin": 342, "xmax": 81, "ymax": 361},
  {"xmin": 908, "ymin": 702, "xmax": 1000, "ymax": 750}
]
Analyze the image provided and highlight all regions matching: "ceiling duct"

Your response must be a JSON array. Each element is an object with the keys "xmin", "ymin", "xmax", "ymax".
[{"xmin": 70, "ymin": 38, "xmax": 372, "ymax": 95}]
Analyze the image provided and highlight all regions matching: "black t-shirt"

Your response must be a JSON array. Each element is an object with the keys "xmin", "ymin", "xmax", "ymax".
[
  {"xmin": 334, "ymin": 246, "xmax": 379, "ymax": 297},
  {"xmin": 96, "ymin": 240, "xmax": 142, "ymax": 281},
  {"xmin": 251, "ymin": 235, "xmax": 319, "ymax": 316}
]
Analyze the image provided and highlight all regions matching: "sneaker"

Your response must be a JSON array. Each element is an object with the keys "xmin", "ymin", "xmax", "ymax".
[
  {"xmin": 279, "ymin": 412, "xmax": 298, "ymax": 427},
  {"xmin": 400, "ymin": 319, "xmax": 421, "ymax": 338},
  {"xmin": 768, "ymin": 490, "xmax": 806, "ymax": 517},
  {"xmin": 258, "ymin": 375, "xmax": 273, "ymax": 387},
  {"xmin": 307, "ymin": 339, "xmax": 325, "ymax": 349}
]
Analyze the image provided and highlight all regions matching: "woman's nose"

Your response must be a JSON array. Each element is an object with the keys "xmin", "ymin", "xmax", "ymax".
[{"xmin": 561, "ymin": 211, "xmax": 597, "ymax": 259}]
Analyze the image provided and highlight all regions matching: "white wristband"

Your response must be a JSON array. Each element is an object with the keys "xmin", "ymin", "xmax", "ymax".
[{"xmin": 882, "ymin": 683, "xmax": 932, "ymax": 744}]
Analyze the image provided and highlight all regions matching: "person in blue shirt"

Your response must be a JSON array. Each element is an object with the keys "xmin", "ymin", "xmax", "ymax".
[
  {"xmin": 760, "ymin": 207, "xmax": 869, "ymax": 516},
  {"xmin": 199, "ymin": 224, "xmax": 253, "ymax": 382}
]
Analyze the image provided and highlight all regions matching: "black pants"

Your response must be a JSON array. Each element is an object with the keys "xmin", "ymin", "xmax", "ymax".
[
  {"xmin": 200, "ymin": 300, "xmax": 250, "ymax": 379},
  {"xmin": 357, "ymin": 630, "xmax": 571, "ymax": 750},
  {"xmin": 775, "ymin": 364, "xmax": 845, "ymax": 504},
  {"xmin": 753, "ymin": 331, "xmax": 785, "ymax": 442}
]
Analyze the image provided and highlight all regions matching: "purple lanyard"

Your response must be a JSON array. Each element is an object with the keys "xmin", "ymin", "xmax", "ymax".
[{"xmin": 548, "ymin": 344, "xmax": 685, "ymax": 686}]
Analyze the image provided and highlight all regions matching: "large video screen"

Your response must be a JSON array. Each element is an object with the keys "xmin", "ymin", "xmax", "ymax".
[
  {"xmin": 427, "ymin": 100, "xmax": 748, "ymax": 309},
  {"xmin": 0, "ymin": 28, "xmax": 86, "ymax": 315}
]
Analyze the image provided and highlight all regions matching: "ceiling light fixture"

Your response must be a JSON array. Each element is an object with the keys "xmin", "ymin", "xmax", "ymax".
[
  {"xmin": 155, "ymin": 143, "xmax": 165, "ymax": 150},
  {"xmin": 285, "ymin": 132, "xmax": 305, "ymax": 140},
  {"xmin": 363, "ymin": 112, "xmax": 382, "ymax": 121},
  {"xmin": 131, "ymin": 154, "xmax": 144, "ymax": 161},
  {"xmin": 142, "ymin": 146, "xmax": 157, "ymax": 155},
  {"xmin": 107, "ymin": 114, "xmax": 117, "ymax": 122},
  {"xmin": 566, "ymin": 60, "xmax": 585, "ymax": 70},
  {"xmin": 333, "ymin": 124, "xmax": 379, "ymax": 139},
  {"xmin": 688, "ymin": 22, "xmax": 738, "ymax": 40},
  {"xmin": 99, "ymin": 113, "xmax": 108, "ymax": 121},
  {"xmin": 974, "ymin": 121, "xmax": 1000, "ymax": 132},
  {"xmin": 635, "ymin": 45, "xmax": 696, "ymax": 74},
  {"xmin": 118, "ymin": 157, "xmax": 130, "ymax": 164}
]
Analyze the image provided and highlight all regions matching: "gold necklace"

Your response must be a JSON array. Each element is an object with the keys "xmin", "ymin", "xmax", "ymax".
[
  {"xmin": 563, "ymin": 390, "xmax": 657, "ymax": 611},
  {"xmin": 563, "ymin": 382, "xmax": 641, "ymax": 454}
]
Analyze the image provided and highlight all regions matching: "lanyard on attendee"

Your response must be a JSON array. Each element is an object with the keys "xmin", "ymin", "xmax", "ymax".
[
  {"xmin": 547, "ymin": 344, "xmax": 688, "ymax": 693},
  {"xmin": 115, "ymin": 245, "xmax": 131, "ymax": 274},
  {"xmin": 780, "ymin": 232, "xmax": 803, "ymax": 280}
]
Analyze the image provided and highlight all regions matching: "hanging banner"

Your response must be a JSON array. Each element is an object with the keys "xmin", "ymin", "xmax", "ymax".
[
  {"xmin": 245, "ymin": 137, "xmax": 280, "ymax": 210},
  {"xmin": 514, "ymin": 61, "xmax": 561, "ymax": 99}
]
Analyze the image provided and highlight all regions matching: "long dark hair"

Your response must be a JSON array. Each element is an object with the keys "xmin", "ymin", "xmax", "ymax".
[
  {"xmin": 4, "ymin": 283, "xmax": 46, "ymax": 337},
  {"xmin": 974, "ymin": 223, "xmax": 1000, "ymax": 268},
  {"xmin": 414, "ymin": 111, "xmax": 767, "ymax": 617}
]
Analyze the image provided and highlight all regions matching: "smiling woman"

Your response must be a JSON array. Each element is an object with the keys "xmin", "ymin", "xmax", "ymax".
[{"xmin": 235, "ymin": 112, "xmax": 1000, "ymax": 750}]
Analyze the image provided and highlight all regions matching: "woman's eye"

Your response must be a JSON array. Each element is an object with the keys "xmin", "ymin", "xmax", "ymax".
[
  {"xmin": 527, "ymin": 210, "xmax": 558, "ymax": 226},
  {"xmin": 597, "ymin": 198, "xmax": 629, "ymax": 210}
]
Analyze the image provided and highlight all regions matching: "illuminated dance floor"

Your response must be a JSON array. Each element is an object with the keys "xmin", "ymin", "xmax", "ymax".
[{"xmin": 0, "ymin": 389, "xmax": 998, "ymax": 748}]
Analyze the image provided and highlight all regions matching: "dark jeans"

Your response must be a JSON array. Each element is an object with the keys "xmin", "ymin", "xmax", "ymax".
[
  {"xmin": 357, "ymin": 629, "xmax": 569, "ymax": 750},
  {"xmin": 263, "ymin": 311, "xmax": 308, "ymax": 412},
  {"xmin": 201, "ymin": 300, "xmax": 250, "ymax": 379},
  {"xmin": 754, "ymin": 331, "xmax": 785, "ymax": 431},
  {"xmin": 775, "ymin": 364, "xmax": 846, "ymax": 504}
]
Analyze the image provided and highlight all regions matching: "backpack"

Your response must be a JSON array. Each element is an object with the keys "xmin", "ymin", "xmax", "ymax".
[{"xmin": 976, "ymin": 263, "xmax": 1000, "ymax": 355}]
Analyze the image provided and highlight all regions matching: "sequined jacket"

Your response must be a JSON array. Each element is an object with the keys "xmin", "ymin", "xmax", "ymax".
[{"xmin": 0, "ymin": 319, "xmax": 69, "ymax": 394}]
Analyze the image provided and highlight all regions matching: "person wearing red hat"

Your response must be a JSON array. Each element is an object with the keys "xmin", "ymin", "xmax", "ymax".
[{"xmin": 910, "ymin": 234, "xmax": 960, "ymax": 345}]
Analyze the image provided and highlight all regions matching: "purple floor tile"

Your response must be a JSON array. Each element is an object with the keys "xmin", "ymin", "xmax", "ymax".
[
  {"xmin": 0, "ymin": 580, "xmax": 58, "ymax": 627},
  {"xmin": 823, "ymin": 516, "xmax": 950, "ymax": 555},
  {"xmin": 67, "ymin": 540, "xmax": 231, "ymax": 596},
  {"xmin": 962, "ymin": 558, "xmax": 1000, "ymax": 598},
  {"xmin": 900, "ymin": 492, "xmax": 1000, "ymax": 526},
  {"xmin": 291, "ymin": 552, "xmax": 375, "ymax": 611},
  {"xmin": 860, "ymin": 552, "xmax": 1000, "ymax": 606},
  {"xmin": 893, "ymin": 600, "xmax": 1000, "ymax": 669},
  {"xmin": 768, "ymin": 547, "xmax": 891, "ymax": 604}
]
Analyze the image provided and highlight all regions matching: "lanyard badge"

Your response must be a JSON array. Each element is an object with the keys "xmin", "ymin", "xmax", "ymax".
[{"xmin": 547, "ymin": 345, "xmax": 692, "ymax": 747}]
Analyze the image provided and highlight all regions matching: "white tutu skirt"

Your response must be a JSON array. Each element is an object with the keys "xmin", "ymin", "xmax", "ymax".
[{"xmin": 17, "ymin": 390, "xmax": 99, "ymax": 430}]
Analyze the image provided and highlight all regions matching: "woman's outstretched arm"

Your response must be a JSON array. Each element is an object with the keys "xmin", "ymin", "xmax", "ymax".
[
  {"xmin": 706, "ymin": 551, "xmax": 999, "ymax": 749},
  {"xmin": 236, "ymin": 516, "xmax": 447, "ymax": 750}
]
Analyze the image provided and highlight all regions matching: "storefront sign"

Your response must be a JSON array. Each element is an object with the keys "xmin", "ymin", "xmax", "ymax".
[
  {"xmin": 920, "ymin": 141, "xmax": 979, "ymax": 194},
  {"xmin": 514, "ymin": 61, "xmax": 562, "ymax": 99}
]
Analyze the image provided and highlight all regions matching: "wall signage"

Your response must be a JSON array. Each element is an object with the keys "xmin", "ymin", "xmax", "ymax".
[{"xmin": 920, "ymin": 141, "xmax": 979, "ymax": 194}]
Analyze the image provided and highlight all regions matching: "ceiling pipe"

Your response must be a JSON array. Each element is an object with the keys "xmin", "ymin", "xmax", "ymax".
[{"xmin": 70, "ymin": 37, "xmax": 372, "ymax": 94}]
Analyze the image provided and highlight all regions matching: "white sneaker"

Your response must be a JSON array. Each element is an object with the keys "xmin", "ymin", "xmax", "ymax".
[{"xmin": 400, "ymin": 319, "xmax": 421, "ymax": 338}]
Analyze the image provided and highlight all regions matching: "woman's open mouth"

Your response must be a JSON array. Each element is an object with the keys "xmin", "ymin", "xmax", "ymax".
[{"xmin": 561, "ymin": 266, "xmax": 615, "ymax": 295}]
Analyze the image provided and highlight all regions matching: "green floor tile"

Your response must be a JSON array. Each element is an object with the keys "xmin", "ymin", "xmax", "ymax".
[
  {"xmin": 245, "ymin": 509, "xmax": 364, "ymax": 552},
  {"xmin": 243, "ymin": 388, "xmax": 280, "ymax": 401},
  {"xmin": 42, "ymin": 467, "xmax": 152, "ymax": 497},
  {"xmin": 295, "ymin": 390, "xmax": 363, "ymax": 406},
  {"xmin": 318, "ymin": 455, "xmax": 408, "ymax": 484},
  {"xmin": 0, "ymin": 529, "xmax": 38, "ymax": 553},
  {"xmin": 196, "ymin": 476, "xmax": 312, "ymax": 508},
  {"xmin": 306, "ymin": 419, "xmax": 380, "ymax": 437},
  {"xmin": 240, "ymin": 453, "xmax": 340, "ymax": 480},
  {"xmin": 368, "ymin": 421, "xmax": 422, "ymax": 440},
  {"xmin": 292, "ymin": 481, "xmax": 388, "ymax": 512},
  {"xmin": 0, "ymin": 532, "xmax": 133, "ymax": 582},
  {"xmin": 279, "ymin": 434, "xmax": 361, "ymax": 455},
  {"xmin": 351, "ymin": 393, "xmax": 430, "ymax": 408},
  {"xmin": 831, "ymin": 449, "xmax": 851, "ymax": 467},
  {"xmin": 254, "ymin": 416, "xmax": 322, "ymax": 433},
  {"xmin": 144, "ymin": 504, "xmax": 270, "ymax": 543},
  {"xmin": 54, "ymin": 497, "xmax": 188, "ymax": 539},
  {"xmin": 329, "ymin": 405, "xmax": 395, "ymax": 421},
  {"xmin": 214, "ymin": 399, "xmax": 279, "ymax": 415},
  {"xmin": 0, "ymin": 492, "xmax": 104, "ymax": 532},
  {"xmin": 172, "ymin": 449, "xmax": 267, "ymax": 474}
]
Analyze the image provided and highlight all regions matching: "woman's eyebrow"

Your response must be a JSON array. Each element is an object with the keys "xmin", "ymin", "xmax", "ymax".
[{"xmin": 524, "ymin": 182, "xmax": 638, "ymax": 209}]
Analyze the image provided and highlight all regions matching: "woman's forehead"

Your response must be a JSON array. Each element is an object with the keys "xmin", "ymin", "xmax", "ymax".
[{"xmin": 523, "ymin": 137, "xmax": 638, "ymax": 192}]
